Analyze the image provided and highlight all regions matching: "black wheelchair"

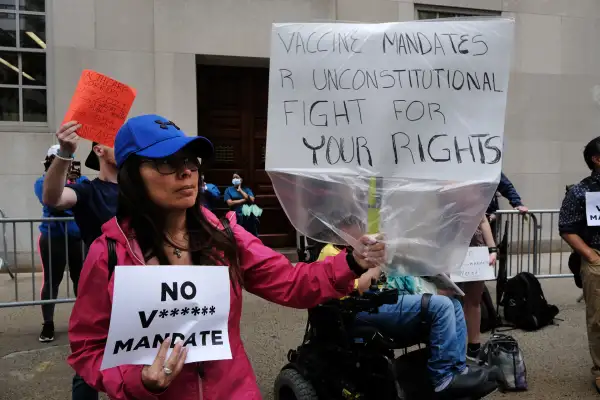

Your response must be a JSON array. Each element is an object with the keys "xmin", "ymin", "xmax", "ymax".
[{"xmin": 273, "ymin": 283, "xmax": 498, "ymax": 400}]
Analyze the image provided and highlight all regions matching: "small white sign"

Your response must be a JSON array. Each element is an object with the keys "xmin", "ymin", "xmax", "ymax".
[
  {"xmin": 451, "ymin": 247, "xmax": 495, "ymax": 283},
  {"xmin": 586, "ymin": 192, "xmax": 600, "ymax": 226},
  {"xmin": 100, "ymin": 266, "xmax": 232, "ymax": 371}
]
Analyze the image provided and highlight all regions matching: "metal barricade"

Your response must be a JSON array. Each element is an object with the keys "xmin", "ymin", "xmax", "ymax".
[
  {"xmin": 0, "ymin": 216, "xmax": 84, "ymax": 308},
  {"xmin": 493, "ymin": 209, "xmax": 571, "ymax": 280}
]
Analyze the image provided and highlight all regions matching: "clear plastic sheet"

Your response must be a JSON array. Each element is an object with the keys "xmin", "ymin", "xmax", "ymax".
[{"xmin": 266, "ymin": 19, "xmax": 515, "ymax": 279}]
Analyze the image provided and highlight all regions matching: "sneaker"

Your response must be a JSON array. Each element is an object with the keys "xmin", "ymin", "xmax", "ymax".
[
  {"xmin": 466, "ymin": 347, "xmax": 480, "ymax": 362},
  {"xmin": 39, "ymin": 322, "xmax": 54, "ymax": 343}
]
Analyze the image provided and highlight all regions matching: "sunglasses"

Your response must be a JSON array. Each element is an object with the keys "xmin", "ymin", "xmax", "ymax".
[{"xmin": 142, "ymin": 157, "xmax": 201, "ymax": 175}]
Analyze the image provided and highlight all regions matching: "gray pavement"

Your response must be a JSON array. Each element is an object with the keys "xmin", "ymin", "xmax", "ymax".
[{"xmin": 0, "ymin": 273, "xmax": 598, "ymax": 400}]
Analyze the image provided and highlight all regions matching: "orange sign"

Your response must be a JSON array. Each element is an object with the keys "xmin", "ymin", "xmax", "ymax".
[{"xmin": 63, "ymin": 70, "xmax": 137, "ymax": 147}]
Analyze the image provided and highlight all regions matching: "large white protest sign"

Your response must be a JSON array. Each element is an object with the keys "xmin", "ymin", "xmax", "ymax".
[
  {"xmin": 265, "ymin": 20, "xmax": 515, "ymax": 277},
  {"xmin": 100, "ymin": 266, "xmax": 231, "ymax": 371},
  {"xmin": 450, "ymin": 247, "xmax": 495, "ymax": 283},
  {"xmin": 586, "ymin": 192, "xmax": 600, "ymax": 226}
]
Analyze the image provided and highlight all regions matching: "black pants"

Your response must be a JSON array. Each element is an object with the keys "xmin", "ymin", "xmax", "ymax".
[
  {"xmin": 39, "ymin": 234, "xmax": 83, "ymax": 323},
  {"xmin": 73, "ymin": 374, "xmax": 98, "ymax": 400}
]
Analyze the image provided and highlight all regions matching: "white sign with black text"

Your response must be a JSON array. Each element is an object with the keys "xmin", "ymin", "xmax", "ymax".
[
  {"xmin": 586, "ymin": 192, "xmax": 600, "ymax": 226},
  {"xmin": 100, "ymin": 266, "xmax": 232, "ymax": 371},
  {"xmin": 266, "ymin": 20, "xmax": 515, "ymax": 181},
  {"xmin": 450, "ymin": 247, "xmax": 495, "ymax": 283}
]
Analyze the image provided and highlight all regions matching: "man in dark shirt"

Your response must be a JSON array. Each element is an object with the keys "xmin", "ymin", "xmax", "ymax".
[
  {"xmin": 42, "ymin": 121, "xmax": 118, "ymax": 400},
  {"xmin": 559, "ymin": 136, "xmax": 600, "ymax": 390}
]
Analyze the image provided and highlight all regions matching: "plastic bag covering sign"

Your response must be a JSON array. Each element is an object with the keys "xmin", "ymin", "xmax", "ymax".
[
  {"xmin": 100, "ymin": 266, "xmax": 231, "ymax": 370},
  {"xmin": 450, "ymin": 247, "xmax": 495, "ymax": 283},
  {"xmin": 266, "ymin": 20, "xmax": 515, "ymax": 277},
  {"xmin": 63, "ymin": 70, "xmax": 137, "ymax": 148}
]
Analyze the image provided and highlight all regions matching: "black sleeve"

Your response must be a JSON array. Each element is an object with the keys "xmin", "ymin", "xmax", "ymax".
[{"xmin": 67, "ymin": 180, "xmax": 91, "ymax": 211}]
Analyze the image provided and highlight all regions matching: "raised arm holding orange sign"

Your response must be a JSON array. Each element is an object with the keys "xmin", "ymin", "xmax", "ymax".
[{"xmin": 62, "ymin": 70, "xmax": 136, "ymax": 147}]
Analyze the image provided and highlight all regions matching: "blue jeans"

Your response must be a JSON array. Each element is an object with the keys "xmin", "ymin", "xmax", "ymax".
[
  {"xmin": 72, "ymin": 374, "xmax": 98, "ymax": 400},
  {"xmin": 355, "ymin": 294, "xmax": 467, "ymax": 387}
]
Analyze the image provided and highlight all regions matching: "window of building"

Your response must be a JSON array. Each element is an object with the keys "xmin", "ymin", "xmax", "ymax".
[
  {"xmin": 0, "ymin": 0, "xmax": 46, "ymax": 124},
  {"xmin": 415, "ymin": 4, "xmax": 500, "ymax": 20}
]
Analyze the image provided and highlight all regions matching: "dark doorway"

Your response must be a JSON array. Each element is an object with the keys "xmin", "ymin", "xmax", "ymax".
[{"xmin": 197, "ymin": 64, "xmax": 296, "ymax": 248}]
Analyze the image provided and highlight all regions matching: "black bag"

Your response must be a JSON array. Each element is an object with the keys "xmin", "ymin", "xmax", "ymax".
[
  {"xmin": 568, "ymin": 252, "xmax": 583, "ymax": 288},
  {"xmin": 564, "ymin": 184, "xmax": 583, "ymax": 288},
  {"xmin": 501, "ymin": 272, "xmax": 559, "ymax": 331},
  {"xmin": 479, "ymin": 334, "xmax": 527, "ymax": 391},
  {"xmin": 480, "ymin": 284, "xmax": 501, "ymax": 333}
]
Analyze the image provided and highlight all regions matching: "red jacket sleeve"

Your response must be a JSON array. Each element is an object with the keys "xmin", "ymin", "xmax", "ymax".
[
  {"xmin": 67, "ymin": 239, "xmax": 162, "ymax": 400},
  {"xmin": 233, "ymin": 224, "xmax": 357, "ymax": 308}
]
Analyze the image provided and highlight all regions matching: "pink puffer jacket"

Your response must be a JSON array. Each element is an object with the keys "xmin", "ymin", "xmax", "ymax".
[{"xmin": 67, "ymin": 209, "xmax": 357, "ymax": 399}]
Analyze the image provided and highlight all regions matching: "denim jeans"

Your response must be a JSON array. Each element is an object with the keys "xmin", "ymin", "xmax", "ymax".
[
  {"xmin": 73, "ymin": 373, "xmax": 98, "ymax": 400},
  {"xmin": 355, "ymin": 294, "xmax": 467, "ymax": 387}
]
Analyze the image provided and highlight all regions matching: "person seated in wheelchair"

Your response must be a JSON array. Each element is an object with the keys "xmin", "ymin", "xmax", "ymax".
[{"xmin": 318, "ymin": 243, "xmax": 495, "ymax": 398}]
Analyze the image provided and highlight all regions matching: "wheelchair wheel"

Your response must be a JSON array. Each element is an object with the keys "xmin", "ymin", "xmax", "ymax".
[{"xmin": 274, "ymin": 369, "xmax": 318, "ymax": 400}]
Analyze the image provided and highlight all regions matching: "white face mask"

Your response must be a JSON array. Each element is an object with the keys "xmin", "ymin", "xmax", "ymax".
[{"xmin": 232, "ymin": 178, "xmax": 241, "ymax": 186}]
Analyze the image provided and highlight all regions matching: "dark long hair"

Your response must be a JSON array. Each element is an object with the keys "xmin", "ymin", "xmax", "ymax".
[{"xmin": 116, "ymin": 155, "xmax": 243, "ymax": 288}]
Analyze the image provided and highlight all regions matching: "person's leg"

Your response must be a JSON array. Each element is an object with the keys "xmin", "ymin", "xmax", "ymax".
[
  {"xmin": 67, "ymin": 236, "xmax": 84, "ymax": 297},
  {"xmin": 449, "ymin": 297, "xmax": 468, "ymax": 374},
  {"xmin": 39, "ymin": 234, "xmax": 66, "ymax": 342},
  {"xmin": 580, "ymin": 253, "xmax": 600, "ymax": 389},
  {"xmin": 462, "ymin": 281, "xmax": 484, "ymax": 360},
  {"xmin": 355, "ymin": 294, "xmax": 458, "ymax": 390},
  {"xmin": 72, "ymin": 374, "xmax": 99, "ymax": 400}
]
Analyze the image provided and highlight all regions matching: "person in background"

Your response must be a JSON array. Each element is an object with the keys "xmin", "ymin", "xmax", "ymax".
[
  {"xmin": 487, "ymin": 172, "xmax": 528, "ymax": 237},
  {"xmin": 559, "ymin": 136, "xmax": 600, "ymax": 392},
  {"xmin": 224, "ymin": 172, "xmax": 259, "ymax": 236},
  {"xmin": 66, "ymin": 114, "xmax": 386, "ymax": 400},
  {"xmin": 43, "ymin": 126, "xmax": 119, "ymax": 400},
  {"xmin": 460, "ymin": 216, "xmax": 497, "ymax": 361},
  {"xmin": 201, "ymin": 174, "xmax": 221, "ymax": 211},
  {"xmin": 35, "ymin": 145, "xmax": 87, "ymax": 343},
  {"xmin": 317, "ymin": 240, "xmax": 496, "ymax": 397}
]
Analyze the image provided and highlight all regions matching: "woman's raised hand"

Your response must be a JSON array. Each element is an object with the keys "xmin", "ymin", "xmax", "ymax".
[
  {"xmin": 141, "ymin": 338, "xmax": 188, "ymax": 393},
  {"xmin": 352, "ymin": 234, "xmax": 386, "ymax": 270}
]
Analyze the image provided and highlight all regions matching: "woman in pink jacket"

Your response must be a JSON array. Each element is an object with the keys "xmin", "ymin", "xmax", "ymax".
[{"xmin": 67, "ymin": 114, "xmax": 384, "ymax": 400}]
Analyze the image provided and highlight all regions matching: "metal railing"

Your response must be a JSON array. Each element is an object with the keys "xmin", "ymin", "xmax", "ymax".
[
  {"xmin": 492, "ymin": 209, "xmax": 571, "ymax": 280},
  {"xmin": 0, "ymin": 217, "xmax": 85, "ymax": 308},
  {"xmin": 0, "ymin": 211, "xmax": 576, "ymax": 309}
]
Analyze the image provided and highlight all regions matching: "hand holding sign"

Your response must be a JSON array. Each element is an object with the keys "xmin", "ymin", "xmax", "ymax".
[
  {"xmin": 56, "ymin": 121, "xmax": 82, "ymax": 155},
  {"xmin": 352, "ymin": 234, "xmax": 386, "ymax": 270},
  {"xmin": 63, "ymin": 70, "xmax": 136, "ymax": 147},
  {"xmin": 141, "ymin": 338, "xmax": 187, "ymax": 393}
]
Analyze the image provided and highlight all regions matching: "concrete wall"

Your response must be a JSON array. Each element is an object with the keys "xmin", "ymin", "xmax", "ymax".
[{"xmin": 1, "ymin": 0, "xmax": 599, "ymax": 264}]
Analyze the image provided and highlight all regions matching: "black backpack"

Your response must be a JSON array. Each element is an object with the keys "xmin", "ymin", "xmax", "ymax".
[
  {"xmin": 501, "ymin": 272, "xmax": 559, "ymax": 331},
  {"xmin": 106, "ymin": 217, "xmax": 235, "ymax": 280}
]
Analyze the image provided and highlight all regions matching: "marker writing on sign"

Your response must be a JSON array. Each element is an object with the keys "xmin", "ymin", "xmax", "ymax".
[
  {"xmin": 390, "ymin": 132, "xmax": 501, "ymax": 165},
  {"xmin": 113, "ymin": 331, "xmax": 224, "ymax": 355},
  {"xmin": 113, "ymin": 280, "xmax": 226, "ymax": 355},
  {"xmin": 310, "ymin": 68, "xmax": 503, "ymax": 93}
]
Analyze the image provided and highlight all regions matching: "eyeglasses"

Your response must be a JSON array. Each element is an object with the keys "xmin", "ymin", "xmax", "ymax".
[{"xmin": 142, "ymin": 157, "xmax": 201, "ymax": 175}]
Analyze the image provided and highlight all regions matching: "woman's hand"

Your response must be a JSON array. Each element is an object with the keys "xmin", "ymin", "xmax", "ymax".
[
  {"xmin": 141, "ymin": 338, "xmax": 188, "ymax": 393},
  {"xmin": 489, "ymin": 252, "xmax": 497, "ymax": 266},
  {"xmin": 352, "ymin": 235, "xmax": 386, "ymax": 270}
]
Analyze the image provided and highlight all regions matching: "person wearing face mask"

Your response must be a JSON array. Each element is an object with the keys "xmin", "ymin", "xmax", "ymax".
[{"xmin": 224, "ymin": 173, "xmax": 259, "ymax": 236}]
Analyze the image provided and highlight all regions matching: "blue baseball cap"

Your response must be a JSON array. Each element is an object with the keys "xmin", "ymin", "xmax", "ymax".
[{"xmin": 114, "ymin": 114, "xmax": 213, "ymax": 169}]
